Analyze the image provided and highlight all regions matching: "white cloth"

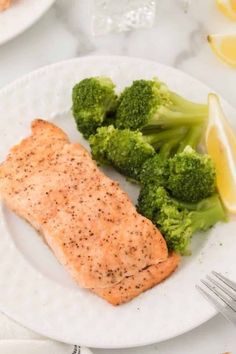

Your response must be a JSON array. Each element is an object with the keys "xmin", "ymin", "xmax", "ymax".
[{"xmin": 0, "ymin": 312, "xmax": 92, "ymax": 354}]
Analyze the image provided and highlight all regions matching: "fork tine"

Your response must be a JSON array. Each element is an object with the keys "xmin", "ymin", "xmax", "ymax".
[
  {"xmin": 197, "ymin": 285, "xmax": 227, "ymax": 312},
  {"xmin": 212, "ymin": 271, "xmax": 236, "ymax": 292},
  {"xmin": 201, "ymin": 279, "xmax": 236, "ymax": 312},
  {"xmin": 207, "ymin": 275, "xmax": 236, "ymax": 301},
  {"xmin": 196, "ymin": 285, "xmax": 236, "ymax": 326}
]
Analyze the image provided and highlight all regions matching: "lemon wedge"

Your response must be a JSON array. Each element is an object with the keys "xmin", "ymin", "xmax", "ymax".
[
  {"xmin": 208, "ymin": 34, "xmax": 236, "ymax": 67},
  {"xmin": 206, "ymin": 93, "xmax": 236, "ymax": 213},
  {"xmin": 216, "ymin": 0, "xmax": 236, "ymax": 20}
]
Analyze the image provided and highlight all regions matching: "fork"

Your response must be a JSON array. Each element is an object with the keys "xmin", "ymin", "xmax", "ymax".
[{"xmin": 196, "ymin": 271, "xmax": 236, "ymax": 326}]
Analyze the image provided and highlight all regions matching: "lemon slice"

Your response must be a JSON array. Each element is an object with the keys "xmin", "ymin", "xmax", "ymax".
[
  {"xmin": 206, "ymin": 93, "xmax": 236, "ymax": 213},
  {"xmin": 216, "ymin": 0, "xmax": 236, "ymax": 20},
  {"xmin": 208, "ymin": 34, "xmax": 236, "ymax": 67}
]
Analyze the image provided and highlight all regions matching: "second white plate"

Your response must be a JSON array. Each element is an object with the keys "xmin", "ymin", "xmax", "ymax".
[
  {"xmin": 0, "ymin": 56, "xmax": 235, "ymax": 348},
  {"xmin": 0, "ymin": 0, "xmax": 55, "ymax": 45}
]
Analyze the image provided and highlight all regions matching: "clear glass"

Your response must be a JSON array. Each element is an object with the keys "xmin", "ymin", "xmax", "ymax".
[
  {"xmin": 180, "ymin": 0, "xmax": 191, "ymax": 12},
  {"xmin": 92, "ymin": 0, "xmax": 156, "ymax": 36}
]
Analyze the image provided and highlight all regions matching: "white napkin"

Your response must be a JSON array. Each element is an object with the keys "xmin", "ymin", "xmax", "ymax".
[{"xmin": 0, "ymin": 312, "xmax": 93, "ymax": 354}]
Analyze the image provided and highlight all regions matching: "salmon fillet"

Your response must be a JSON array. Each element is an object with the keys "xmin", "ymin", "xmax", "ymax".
[
  {"xmin": 0, "ymin": 0, "xmax": 11, "ymax": 11},
  {"xmin": 0, "ymin": 120, "xmax": 175, "ymax": 301},
  {"xmin": 93, "ymin": 252, "xmax": 180, "ymax": 305}
]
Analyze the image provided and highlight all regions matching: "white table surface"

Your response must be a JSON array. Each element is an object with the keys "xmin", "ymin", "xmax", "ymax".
[{"xmin": 0, "ymin": 0, "xmax": 235, "ymax": 353}]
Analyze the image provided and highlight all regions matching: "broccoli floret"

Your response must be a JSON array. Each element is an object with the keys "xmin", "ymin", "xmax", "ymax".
[
  {"xmin": 116, "ymin": 79, "xmax": 208, "ymax": 131},
  {"xmin": 167, "ymin": 146, "xmax": 216, "ymax": 202},
  {"xmin": 72, "ymin": 77, "xmax": 117, "ymax": 138},
  {"xmin": 139, "ymin": 124, "xmax": 206, "ymax": 188},
  {"xmin": 89, "ymin": 126, "xmax": 187, "ymax": 181},
  {"xmin": 89, "ymin": 124, "xmax": 209, "ymax": 185},
  {"xmin": 138, "ymin": 186, "xmax": 226, "ymax": 255},
  {"xmin": 155, "ymin": 202, "xmax": 192, "ymax": 255},
  {"xmin": 89, "ymin": 126, "xmax": 155, "ymax": 180},
  {"xmin": 140, "ymin": 154, "xmax": 169, "ymax": 188},
  {"xmin": 140, "ymin": 142, "xmax": 215, "ymax": 200},
  {"xmin": 88, "ymin": 125, "xmax": 114, "ymax": 165},
  {"xmin": 137, "ymin": 183, "xmax": 161, "ymax": 220}
]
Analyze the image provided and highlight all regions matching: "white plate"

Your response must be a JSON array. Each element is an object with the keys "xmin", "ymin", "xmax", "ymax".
[
  {"xmin": 0, "ymin": 56, "xmax": 235, "ymax": 349},
  {"xmin": 0, "ymin": 0, "xmax": 55, "ymax": 45}
]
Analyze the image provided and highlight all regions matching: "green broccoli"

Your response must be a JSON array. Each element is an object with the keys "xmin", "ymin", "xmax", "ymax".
[
  {"xmin": 139, "ymin": 123, "xmax": 206, "ymax": 187},
  {"xmin": 176, "ymin": 124, "xmax": 205, "ymax": 153},
  {"xmin": 138, "ymin": 186, "xmax": 226, "ymax": 255},
  {"xmin": 168, "ymin": 146, "xmax": 216, "ymax": 202},
  {"xmin": 116, "ymin": 79, "xmax": 208, "ymax": 131},
  {"xmin": 140, "ymin": 146, "xmax": 216, "ymax": 203},
  {"xmin": 140, "ymin": 154, "xmax": 169, "ymax": 188},
  {"xmin": 72, "ymin": 77, "xmax": 117, "ymax": 138},
  {"xmin": 88, "ymin": 125, "xmax": 114, "ymax": 165},
  {"xmin": 143, "ymin": 126, "xmax": 187, "ymax": 157},
  {"xmin": 89, "ymin": 126, "xmax": 155, "ymax": 180},
  {"xmin": 89, "ymin": 125, "xmax": 199, "ymax": 180}
]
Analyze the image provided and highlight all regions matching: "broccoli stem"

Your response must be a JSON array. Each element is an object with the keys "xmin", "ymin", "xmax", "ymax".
[
  {"xmin": 177, "ymin": 124, "xmax": 204, "ymax": 153},
  {"xmin": 190, "ymin": 195, "xmax": 227, "ymax": 232},
  {"xmin": 172, "ymin": 194, "xmax": 225, "ymax": 212},
  {"xmin": 143, "ymin": 127, "xmax": 186, "ymax": 150},
  {"xmin": 159, "ymin": 138, "xmax": 183, "ymax": 158},
  {"xmin": 148, "ymin": 107, "xmax": 207, "ymax": 128},
  {"xmin": 170, "ymin": 92, "xmax": 208, "ymax": 114}
]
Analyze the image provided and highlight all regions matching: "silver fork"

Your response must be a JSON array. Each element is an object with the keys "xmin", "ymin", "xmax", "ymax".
[{"xmin": 196, "ymin": 271, "xmax": 236, "ymax": 326}]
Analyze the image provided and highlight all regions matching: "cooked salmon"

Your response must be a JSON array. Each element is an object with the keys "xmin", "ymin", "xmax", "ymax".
[
  {"xmin": 93, "ymin": 252, "xmax": 180, "ymax": 305},
  {"xmin": 0, "ymin": 0, "xmax": 11, "ymax": 11},
  {"xmin": 0, "ymin": 119, "xmax": 179, "ymax": 303}
]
